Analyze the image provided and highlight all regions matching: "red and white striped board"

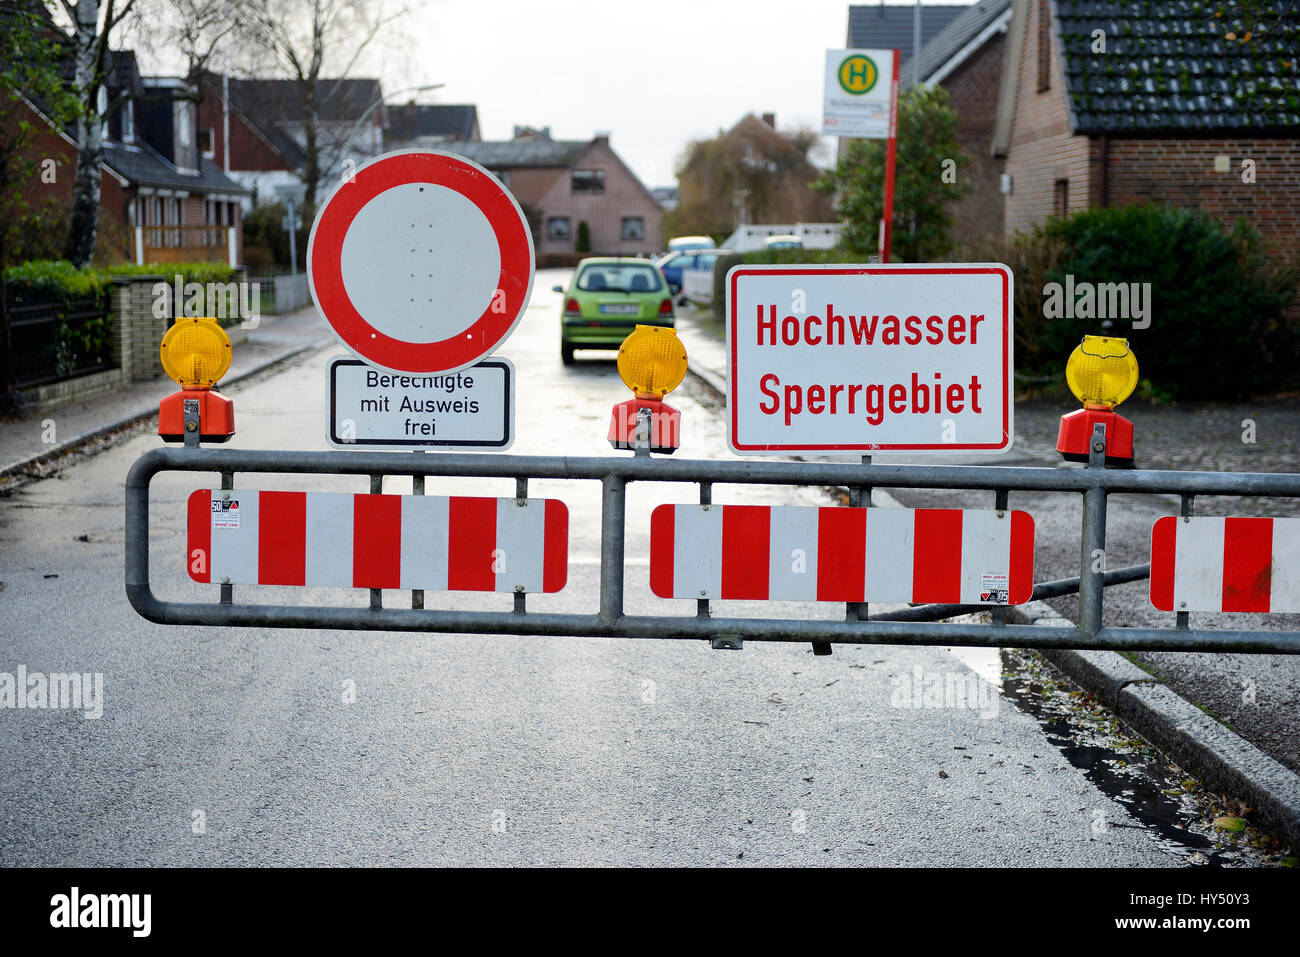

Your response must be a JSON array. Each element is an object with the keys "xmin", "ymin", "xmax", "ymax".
[
  {"xmin": 650, "ymin": 505, "xmax": 1034, "ymax": 604},
  {"xmin": 1150, "ymin": 516, "xmax": 1300, "ymax": 613},
  {"xmin": 187, "ymin": 490, "xmax": 567, "ymax": 593}
]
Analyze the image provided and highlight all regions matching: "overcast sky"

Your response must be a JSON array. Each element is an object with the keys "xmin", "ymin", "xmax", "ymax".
[{"xmin": 382, "ymin": 0, "xmax": 959, "ymax": 188}]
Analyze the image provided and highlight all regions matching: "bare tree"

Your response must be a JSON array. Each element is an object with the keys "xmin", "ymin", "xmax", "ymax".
[
  {"xmin": 240, "ymin": 0, "xmax": 404, "ymax": 209},
  {"xmin": 58, "ymin": 0, "xmax": 137, "ymax": 267},
  {"xmin": 140, "ymin": 0, "xmax": 238, "ymax": 90}
]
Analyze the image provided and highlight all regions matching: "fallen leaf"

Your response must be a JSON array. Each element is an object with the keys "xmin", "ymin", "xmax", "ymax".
[{"xmin": 1213, "ymin": 816, "xmax": 1247, "ymax": 832}]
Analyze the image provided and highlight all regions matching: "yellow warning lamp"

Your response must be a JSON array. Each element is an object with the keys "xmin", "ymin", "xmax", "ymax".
[
  {"xmin": 608, "ymin": 325, "xmax": 687, "ymax": 453},
  {"xmin": 1056, "ymin": 335, "xmax": 1138, "ymax": 466},
  {"xmin": 160, "ymin": 316, "xmax": 232, "ymax": 387},
  {"xmin": 157, "ymin": 317, "xmax": 236, "ymax": 444}
]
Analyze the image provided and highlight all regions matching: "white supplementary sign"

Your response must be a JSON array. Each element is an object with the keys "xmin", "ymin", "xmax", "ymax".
[
  {"xmin": 823, "ymin": 48, "xmax": 896, "ymax": 139},
  {"xmin": 307, "ymin": 149, "xmax": 535, "ymax": 376},
  {"xmin": 327, "ymin": 356, "xmax": 513, "ymax": 450},
  {"xmin": 726, "ymin": 264, "xmax": 1014, "ymax": 455}
]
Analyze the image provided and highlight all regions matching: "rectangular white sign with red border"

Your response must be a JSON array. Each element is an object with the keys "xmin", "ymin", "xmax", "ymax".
[
  {"xmin": 726, "ymin": 264, "xmax": 1014, "ymax": 455},
  {"xmin": 823, "ymin": 48, "xmax": 896, "ymax": 139}
]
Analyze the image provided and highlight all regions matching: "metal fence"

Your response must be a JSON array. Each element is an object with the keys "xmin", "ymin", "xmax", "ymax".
[
  {"xmin": 125, "ymin": 428, "xmax": 1300, "ymax": 654},
  {"xmin": 6, "ymin": 294, "xmax": 114, "ymax": 389}
]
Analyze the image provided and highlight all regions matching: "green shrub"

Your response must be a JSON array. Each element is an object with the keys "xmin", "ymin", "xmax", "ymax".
[
  {"xmin": 1034, "ymin": 205, "xmax": 1298, "ymax": 400},
  {"xmin": 964, "ymin": 206, "xmax": 1299, "ymax": 400},
  {"xmin": 243, "ymin": 201, "xmax": 308, "ymax": 270},
  {"xmin": 3, "ymin": 261, "xmax": 246, "ymax": 367},
  {"xmin": 955, "ymin": 229, "xmax": 1068, "ymax": 389},
  {"xmin": 575, "ymin": 220, "xmax": 591, "ymax": 253},
  {"xmin": 710, "ymin": 252, "xmax": 745, "ymax": 318}
]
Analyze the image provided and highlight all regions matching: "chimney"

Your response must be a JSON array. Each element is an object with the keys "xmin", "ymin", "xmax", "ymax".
[{"xmin": 762, "ymin": 112, "xmax": 776, "ymax": 128}]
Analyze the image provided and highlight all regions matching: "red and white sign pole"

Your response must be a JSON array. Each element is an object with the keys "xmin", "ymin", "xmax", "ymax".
[{"xmin": 880, "ymin": 47, "xmax": 900, "ymax": 264}]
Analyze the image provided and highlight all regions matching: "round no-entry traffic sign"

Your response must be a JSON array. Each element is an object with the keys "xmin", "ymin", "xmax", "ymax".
[{"xmin": 307, "ymin": 149, "xmax": 535, "ymax": 374}]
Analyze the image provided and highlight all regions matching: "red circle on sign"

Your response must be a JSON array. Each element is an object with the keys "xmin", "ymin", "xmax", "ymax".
[{"xmin": 307, "ymin": 150, "xmax": 534, "ymax": 374}]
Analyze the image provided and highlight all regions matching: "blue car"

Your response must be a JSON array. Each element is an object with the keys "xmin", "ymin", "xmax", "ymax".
[{"xmin": 655, "ymin": 249, "xmax": 729, "ymax": 297}]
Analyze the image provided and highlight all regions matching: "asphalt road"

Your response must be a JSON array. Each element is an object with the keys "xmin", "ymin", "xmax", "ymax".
[{"xmin": 0, "ymin": 269, "xmax": 1282, "ymax": 865}]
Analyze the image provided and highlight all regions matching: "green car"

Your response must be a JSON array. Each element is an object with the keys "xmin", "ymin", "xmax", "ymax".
[{"xmin": 554, "ymin": 257, "xmax": 675, "ymax": 364}]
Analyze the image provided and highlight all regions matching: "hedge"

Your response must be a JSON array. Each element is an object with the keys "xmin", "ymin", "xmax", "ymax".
[
  {"xmin": 993, "ymin": 206, "xmax": 1299, "ymax": 401},
  {"xmin": 3, "ymin": 261, "xmax": 246, "ymax": 374}
]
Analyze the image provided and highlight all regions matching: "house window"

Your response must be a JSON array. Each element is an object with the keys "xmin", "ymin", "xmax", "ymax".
[
  {"xmin": 1036, "ymin": 0, "xmax": 1052, "ymax": 92},
  {"xmin": 571, "ymin": 169, "xmax": 605, "ymax": 194},
  {"xmin": 1054, "ymin": 179, "xmax": 1069, "ymax": 217},
  {"xmin": 546, "ymin": 216, "xmax": 571, "ymax": 240},
  {"xmin": 198, "ymin": 127, "xmax": 215, "ymax": 159},
  {"xmin": 121, "ymin": 100, "xmax": 134, "ymax": 143},
  {"xmin": 621, "ymin": 216, "xmax": 645, "ymax": 241}
]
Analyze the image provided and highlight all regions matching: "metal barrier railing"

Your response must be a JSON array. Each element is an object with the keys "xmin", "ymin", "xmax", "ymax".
[{"xmin": 125, "ymin": 429, "xmax": 1300, "ymax": 654}]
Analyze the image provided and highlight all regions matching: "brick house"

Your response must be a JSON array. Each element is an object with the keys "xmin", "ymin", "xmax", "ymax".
[
  {"xmin": 384, "ymin": 103, "xmax": 481, "ymax": 150},
  {"xmin": 901, "ymin": 0, "xmax": 1012, "ymax": 243},
  {"xmin": 992, "ymin": 0, "xmax": 1300, "ymax": 261},
  {"xmin": 4, "ymin": 42, "xmax": 248, "ymax": 265},
  {"xmin": 447, "ymin": 129, "xmax": 663, "ymax": 258},
  {"xmin": 197, "ymin": 74, "xmax": 387, "ymax": 207}
]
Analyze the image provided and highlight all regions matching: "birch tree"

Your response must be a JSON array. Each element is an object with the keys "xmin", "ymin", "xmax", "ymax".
[{"xmin": 59, "ymin": 0, "xmax": 137, "ymax": 267}]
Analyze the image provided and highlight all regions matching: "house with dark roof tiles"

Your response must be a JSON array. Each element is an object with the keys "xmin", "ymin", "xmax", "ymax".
[
  {"xmin": 992, "ymin": 0, "xmax": 1300, "ymax": 259},
  {"xmin": 196, "ymin": 74, "xmax": 389, "ymax": 206},
  {"xmin": 900, "ymin": 0, "xmax": 1014, "ymax": 241},
  {"xmin": 0, "ymin": 16, "xmax": 249, "ymax": 265},
  {"xmin": 445, "ymin": 130, "xmax": 663, "ymax": 259},
  {"xmin": 384, "ymin": 104, "xmax": 481, "ymax": 149},
  {"xmin": 848, "ymin": 3, "xmax": 972, "ymax": 53}
]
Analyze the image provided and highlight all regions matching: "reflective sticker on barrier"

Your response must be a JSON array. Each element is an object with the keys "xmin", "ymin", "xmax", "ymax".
[
  {"xmin": 650, "ymin": 505, "xmax": 1034, "ymax": 604},
  {"xmin": 187, "ymin": 490, "xmax": 567, "ymax": 593},
  {"xmin": 1150, "ymin": 516, "xmax": 1300, "ymax": 613}
]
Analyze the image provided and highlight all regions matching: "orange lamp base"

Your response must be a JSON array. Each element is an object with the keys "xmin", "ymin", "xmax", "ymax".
[
  {"xmin": 1057, "ymin": 407, "xmax": 1133, "ymax": 466},
  {"xmin": 608, "ymin": 397, "xmax": 680, "ymax": 454},
  {"xmin": 159, "ymin": 388, "xmax": 235, "ymax": 443}
]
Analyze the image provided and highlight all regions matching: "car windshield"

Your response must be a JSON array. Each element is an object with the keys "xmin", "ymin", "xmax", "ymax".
[{"xmin": 578, "ymin": 264, "xmax": 664, "ymax": 293}]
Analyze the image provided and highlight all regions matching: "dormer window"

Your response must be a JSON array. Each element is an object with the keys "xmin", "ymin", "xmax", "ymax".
[
  {"xmin": 121, "ymin": 99, "xmax": 134, "ymax": 143},
  {"xmin": 98, "ymin": 86, "xmax": 108, "ymax": 140},
  {"xmin": 198, "ymin": 127, "xmax": 214, "ymax": 159},
  {"xmin": 176, "ymin": 102, "xmax": 193, "ymax": 148}
]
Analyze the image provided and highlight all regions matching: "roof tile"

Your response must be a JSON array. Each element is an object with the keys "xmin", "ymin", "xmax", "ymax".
[{"xmin": 1055, "ymin": 0, "xmax": 1300, "ymax": 132}]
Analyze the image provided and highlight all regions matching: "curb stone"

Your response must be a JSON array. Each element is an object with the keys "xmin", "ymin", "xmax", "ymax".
[
  {"xmin": 1009, "ymin": 599, "xmax": 1300, "ymax": 851},
  {"xmin": 0, "ymin": 342, "xmax": 325, "ymax": 484}
]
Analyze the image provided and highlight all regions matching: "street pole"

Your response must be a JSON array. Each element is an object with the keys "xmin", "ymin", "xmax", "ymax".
[
  {"xmin": 287, "ymin": 198, "xmax": 298, "ymax": 277},
  {"xmin": 914, "ymin": 0, "xmax": 922, "ymax": 87}
]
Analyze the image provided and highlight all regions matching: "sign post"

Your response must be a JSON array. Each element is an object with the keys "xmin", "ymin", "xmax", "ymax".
[
  {"xmin": 273, "ymin": 182, "xmax": 307, "ymax": 277},
  {"xmin": 726, "ymin": 263, "xmax": 1014, "ymax": 455}
]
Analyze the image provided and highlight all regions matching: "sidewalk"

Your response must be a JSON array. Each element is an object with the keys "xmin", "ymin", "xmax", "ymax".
[
  {"xmin": 0, "ymin": 305, "xmax": 332, "ymax": 482},
  {"xmin": 676, "ymin": 301, "xmax": 1300, "ymax": 850}
]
